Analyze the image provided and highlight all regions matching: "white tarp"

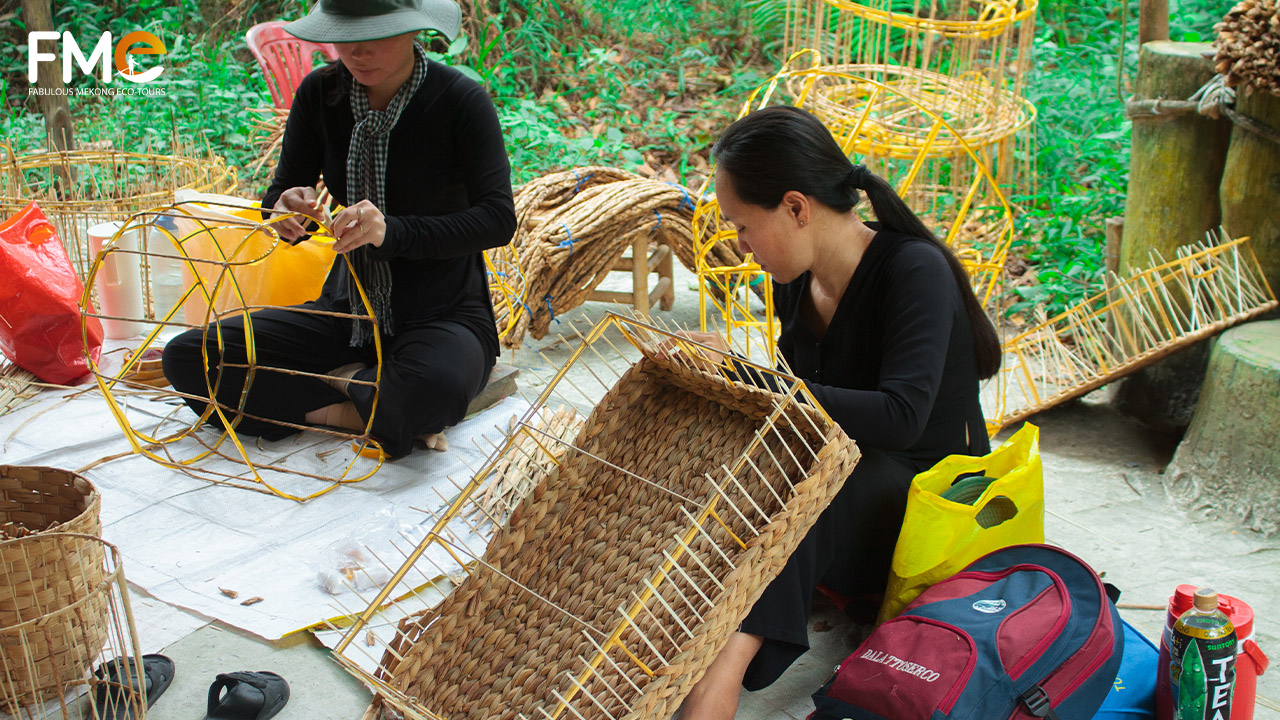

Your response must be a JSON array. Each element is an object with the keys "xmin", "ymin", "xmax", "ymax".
[{"xmin": 1, "ymin": 369, "xmax": 524, "ymax": 642}]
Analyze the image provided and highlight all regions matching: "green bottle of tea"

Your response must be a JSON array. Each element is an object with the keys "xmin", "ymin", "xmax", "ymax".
[{"xmin": 1170, "ymin": 588, "xmax": 1237, "ymax": 720}]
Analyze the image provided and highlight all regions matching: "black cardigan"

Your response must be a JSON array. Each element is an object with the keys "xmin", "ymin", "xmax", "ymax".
[
  {"xmin": 263, "ymin": 60, "xmax": 516, "ymax": 358},
  {"xmin": 774, "ymin": 227, "xmax": 989, "ymax": 467}
]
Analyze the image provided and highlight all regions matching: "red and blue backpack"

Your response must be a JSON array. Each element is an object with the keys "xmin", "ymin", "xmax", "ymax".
[{"xmin": 810, "ymin": 544, "xmax": 1123, "ymax": 720}]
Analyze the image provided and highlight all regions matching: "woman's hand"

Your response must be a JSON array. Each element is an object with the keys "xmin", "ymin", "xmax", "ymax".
[
  {"xmin": 272, "ymin": 186, "xmax": 329, "ymax": 243},
  {"xmin": 332, "ymin": 200, "xmax": 386, "ymax": 254},
  {"xmin": 656, "ymin": 330, "xmax": 730, "ymax": 369}
]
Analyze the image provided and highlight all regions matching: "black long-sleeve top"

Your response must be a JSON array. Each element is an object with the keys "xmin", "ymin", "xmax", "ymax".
[
  {"xmin": 263, "ymin": 60, "xmax": 516, "ymax": 359},
  {"xmin": 775, "ymin": 226, "xmax": 989, "ymax": 467}
]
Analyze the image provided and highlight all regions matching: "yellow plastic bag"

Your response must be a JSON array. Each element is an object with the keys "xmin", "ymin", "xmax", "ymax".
[
  {"xmin": 877, "ymin": 423, "xmax": 1044, "ymax": 624},
  {"xmin": 168, "ymin": 193, "xmax": 335, "ymax": 325}
]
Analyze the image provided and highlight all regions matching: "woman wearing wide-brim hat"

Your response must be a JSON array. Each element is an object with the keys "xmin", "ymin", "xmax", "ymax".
[{"xmin": 163, "ymin": 0, "xmax": 517, "ymax": 458}]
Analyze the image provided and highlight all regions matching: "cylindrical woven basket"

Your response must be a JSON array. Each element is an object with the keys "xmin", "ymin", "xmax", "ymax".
[{"xmin": 0, "ymin": 466, "xmax": 106, "ymax": 703}]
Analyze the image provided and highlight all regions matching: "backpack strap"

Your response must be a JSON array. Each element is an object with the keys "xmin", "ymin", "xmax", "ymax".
[{"xmin": 1020, "ymin": 686, "xmax": 1061, "ymax": 720}]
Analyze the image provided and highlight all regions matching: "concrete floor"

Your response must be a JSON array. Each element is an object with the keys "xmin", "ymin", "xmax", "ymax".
[{"xmin": 133, "ymin": 262, "xmax": 1278, "ymax": 719}]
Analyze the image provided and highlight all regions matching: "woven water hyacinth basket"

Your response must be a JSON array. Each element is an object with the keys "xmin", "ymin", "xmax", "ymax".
[
  {"xmin": 337, "ymin": 314, "xmax": 860, "ymax": 720},
  {"xmin": 0, "ymin": 533, "xmax": 147, "ymax": 718},
  {"xmin": 0, "ymin": 466, "xmax": 106, "ymax": 704}
]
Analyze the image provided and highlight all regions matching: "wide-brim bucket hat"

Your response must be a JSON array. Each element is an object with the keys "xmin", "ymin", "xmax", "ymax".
[{"xmin": 285, "ymin": 0, "xmax": 462, "ymax": 43}]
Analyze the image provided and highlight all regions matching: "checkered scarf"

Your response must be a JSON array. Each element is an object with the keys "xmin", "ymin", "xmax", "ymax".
[{"xmin": 343, "ymin": 43, "xmax": 428, "ymax": 346}]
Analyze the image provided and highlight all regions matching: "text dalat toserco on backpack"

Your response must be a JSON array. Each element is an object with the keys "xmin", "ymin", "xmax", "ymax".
[{"xmin": 810, "ymin": 544, "xmax": 1123, "ymax": 720}]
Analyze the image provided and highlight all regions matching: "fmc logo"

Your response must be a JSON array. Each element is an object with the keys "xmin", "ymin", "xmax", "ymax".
[{"xmin": 28, "ymin": 31, "xmax": 167, "ymax": 84}]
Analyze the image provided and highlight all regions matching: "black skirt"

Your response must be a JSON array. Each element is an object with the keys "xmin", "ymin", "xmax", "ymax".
[{"xmin": 738, "ymin": 447, "xmax": 923, "ymax": 691}]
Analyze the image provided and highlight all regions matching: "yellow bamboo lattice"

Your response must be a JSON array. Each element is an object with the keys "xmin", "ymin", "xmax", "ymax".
[
  {"xmin": 784, "ymin": 0, "xmax": 1037, "ymax": 188},
  {"xmin": 984, "ymin": 234, "xmax": 1278, "ymax": 433},
  {"xmin": 695, "ymin": 55, "xmax": 1018, "ymax": 361}
]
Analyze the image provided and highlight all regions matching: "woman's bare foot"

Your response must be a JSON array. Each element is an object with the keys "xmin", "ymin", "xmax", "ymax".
[{"xmin": 417, "ymin": 432, "xmax": 448, "ymax": 451}]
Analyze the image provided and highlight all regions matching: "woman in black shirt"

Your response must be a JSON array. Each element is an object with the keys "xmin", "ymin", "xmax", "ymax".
[
  {"xmin": 678, "ymin": 106, "xmax": 1001, "ymax": 718},
  {"xmin": 163, "ymin": 0, "xmax": 516, "ymax": 459}
]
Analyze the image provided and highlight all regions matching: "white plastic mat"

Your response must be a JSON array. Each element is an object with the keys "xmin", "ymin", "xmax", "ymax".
[{"xmin": 1, "ymin": 377, "xmax": 524, "ymax": 641}]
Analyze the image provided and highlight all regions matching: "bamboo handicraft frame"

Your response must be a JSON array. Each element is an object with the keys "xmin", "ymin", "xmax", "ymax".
[
  {"xmin": 694, "ymin": 57, "xmax": 1017, "ymax": 362},
  {"xmin": 0, "ymin": 143, "xmax": 237, "ymax": 307},
  {"xmin": 333, "ymin": 313, "xmax": 860, "ymax": 720},
  {"xmin": 984, "ymin": 234, "xmax": 1278, "ymax": 432},
  {"xmin": 784, "ymin": 0, "xmax": 1036, "ymax": 173},
  {"xmin": 80, "ymin": 201, "xmax": 385, "ymax": 502}
]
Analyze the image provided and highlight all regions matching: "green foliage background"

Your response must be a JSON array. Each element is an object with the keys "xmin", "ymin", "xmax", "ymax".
[{"xmin": 0, "ymin": 0, "xmax": 1235, "ymax": 318}]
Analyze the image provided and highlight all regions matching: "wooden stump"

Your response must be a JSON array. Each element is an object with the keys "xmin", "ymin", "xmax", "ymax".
[
  {"xmin": 1120, "ymin": 42, "xmax": 1231, "ymax": 273},
  {"xmin": 1220, "ymin": 89, "xmax": 1280, "ymax": 296},
  {"xmin": 1164, "ymin": 320, "xmax": 1280, "ymax": 536},
  {"xmin": 1113, "ymin": 341, "xmax": 1211, "ymax": 432}
]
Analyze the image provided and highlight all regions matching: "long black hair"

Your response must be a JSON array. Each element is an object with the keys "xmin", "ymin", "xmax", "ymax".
[{"xmin": 711, "ymin": 105, "xmax": 1001, "ymax": 380}]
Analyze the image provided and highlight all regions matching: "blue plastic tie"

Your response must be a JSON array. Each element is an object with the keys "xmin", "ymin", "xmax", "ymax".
[
  {"xmin": 557, "ymin": 224, "xmax": 577, "ymax": 255},
  {"xmin": 666, "ymin": 182, "xmax": 695, "ymax": 211},
  {"xmin": 544, "ymin": 293, "xmax": 560, "ymax": 325},
  {"xmin": 653, "ymin": 210, "xmax": 663, "ymax": 227},
  {"xmin": 572, "ymin": 171, "xmax": 594, "ymax": 196}
]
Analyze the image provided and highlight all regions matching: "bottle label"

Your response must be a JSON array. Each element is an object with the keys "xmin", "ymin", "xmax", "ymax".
[{"xmin": 1170, "ymin": 621, "xmax": 1236, "ymax": 720}]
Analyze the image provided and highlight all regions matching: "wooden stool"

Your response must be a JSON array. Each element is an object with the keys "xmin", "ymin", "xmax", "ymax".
[
  {"xmin": 465, "ymin": 364, "xmax": 520, "ymax": 418},
  {"xmin": 587, "ymin": 236, "xmax": 675, "ymax": 318}
]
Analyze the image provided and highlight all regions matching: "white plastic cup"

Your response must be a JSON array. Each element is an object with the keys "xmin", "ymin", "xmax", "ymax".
[{"xmin": 88, "ymin": 221, "xmax": 145, "ymax": 339}]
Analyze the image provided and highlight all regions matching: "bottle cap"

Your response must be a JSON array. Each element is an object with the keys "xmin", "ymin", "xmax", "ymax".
[{"xmin": 1193, "ymin": 587, "xmax": 1219, "ymax": 611}]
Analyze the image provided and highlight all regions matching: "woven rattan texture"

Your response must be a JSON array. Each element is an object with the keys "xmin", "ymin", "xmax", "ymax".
[
  {"xmin": 0, "ymin": 467, "xmax": 106, "ymax": 702},
  {"xmin": 379, "ymin": 355, "xmax": 858, "ymax": 720}
]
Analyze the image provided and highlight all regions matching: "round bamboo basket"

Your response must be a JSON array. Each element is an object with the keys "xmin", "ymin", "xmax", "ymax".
[{"xmin": 0, "ymin": 466, "xmax": 106, "ymax": 703}]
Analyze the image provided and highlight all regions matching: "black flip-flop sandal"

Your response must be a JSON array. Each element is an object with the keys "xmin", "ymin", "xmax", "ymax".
[
  {"xmin": 93, "ymin": 654, "xmax": 175, "ymax": 720},
  {"xmin": 206, "ymin": 671, "xmax": 290, "ymax": 720}
]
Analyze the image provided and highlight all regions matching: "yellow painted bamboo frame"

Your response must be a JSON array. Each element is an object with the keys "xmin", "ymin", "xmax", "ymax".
[
  {"xmin": 693, "ymin": 53, "xmax": 1017, "ymax": 364},
  {"xmin": 983, "ymin": 234, "xmax": 1278, "ymax": 433},
  {"xmin": 823, "ymin": 0, "xmax": 1036, "ymax": 40},
  {"xmin": 485, "ymin": 241, "xmax": 529, "ymax": 346},
  {"xmin": 80, "ymin": 201, "xmax": 385, "ymax": 501}
]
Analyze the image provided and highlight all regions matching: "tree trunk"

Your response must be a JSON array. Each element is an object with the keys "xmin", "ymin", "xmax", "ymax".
[
  {"xmin": 1220, "ymin": 90, "xmax": 1280, "ymax": 297},
  {"xmin": 1138, "ymin": 0, "xmax": 1170, "ymax": 44},
  {"xmin": 1120, "ymin": 42, "xmax": 1230, "ymax": 274},
  {"xmin": 20, "ymin": 0, "xmax": 76, "ymax": 152},
  {"xmin": 1165, "ymin": 320, "xmax": 1280, "ymax": 536},
  {"xmin": 1114, "ymin": 43, "xmax": 1231, "ymax": 431}
]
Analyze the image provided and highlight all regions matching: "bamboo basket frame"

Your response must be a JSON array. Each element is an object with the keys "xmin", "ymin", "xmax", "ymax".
[
  {"xmin": 0, "ymin": 533, "xmax": 147, "ymax": 720},
  {"xmin": 783, "ymin": 0, "xmax": 1037, "ymax": 107},
  {"xmin": 783, "ymin": 0, "xmax": 1037, "ymax": 192},
  {"xmin": 797, "ymin": 63, "xmax": 1036, "ymax": 158},
  {"xmin": 983, "ymin": 234, "xmax": 1278, "ymax": 432},
  {"xmin": 79, "ymin": 201, "xmax": 385, "ymax": 502},
  {"xmin": 693, "ymin": 57, "xmax": 1017, "ymax": 362},
  {"xmin": 0, "ymin": 143, "xmax": 237, "ymax": 317},
  {"xmin": 332, "ymin": 313, "xmax": 860, "ymax": 720}
]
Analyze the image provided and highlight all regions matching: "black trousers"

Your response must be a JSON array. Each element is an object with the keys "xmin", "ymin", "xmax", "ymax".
[
  {"xmin": 161, "ymin": 303, "xmax": 493, "ymax": 459},
  {"xmin": 738, "ymin": 447, "xmax": 922, "ymax": 690}
]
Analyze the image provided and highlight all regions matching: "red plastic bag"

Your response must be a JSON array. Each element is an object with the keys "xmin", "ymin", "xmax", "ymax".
[{"xmin": 0, "ymin": 201, "xmax": 103, "ymax": 384}]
